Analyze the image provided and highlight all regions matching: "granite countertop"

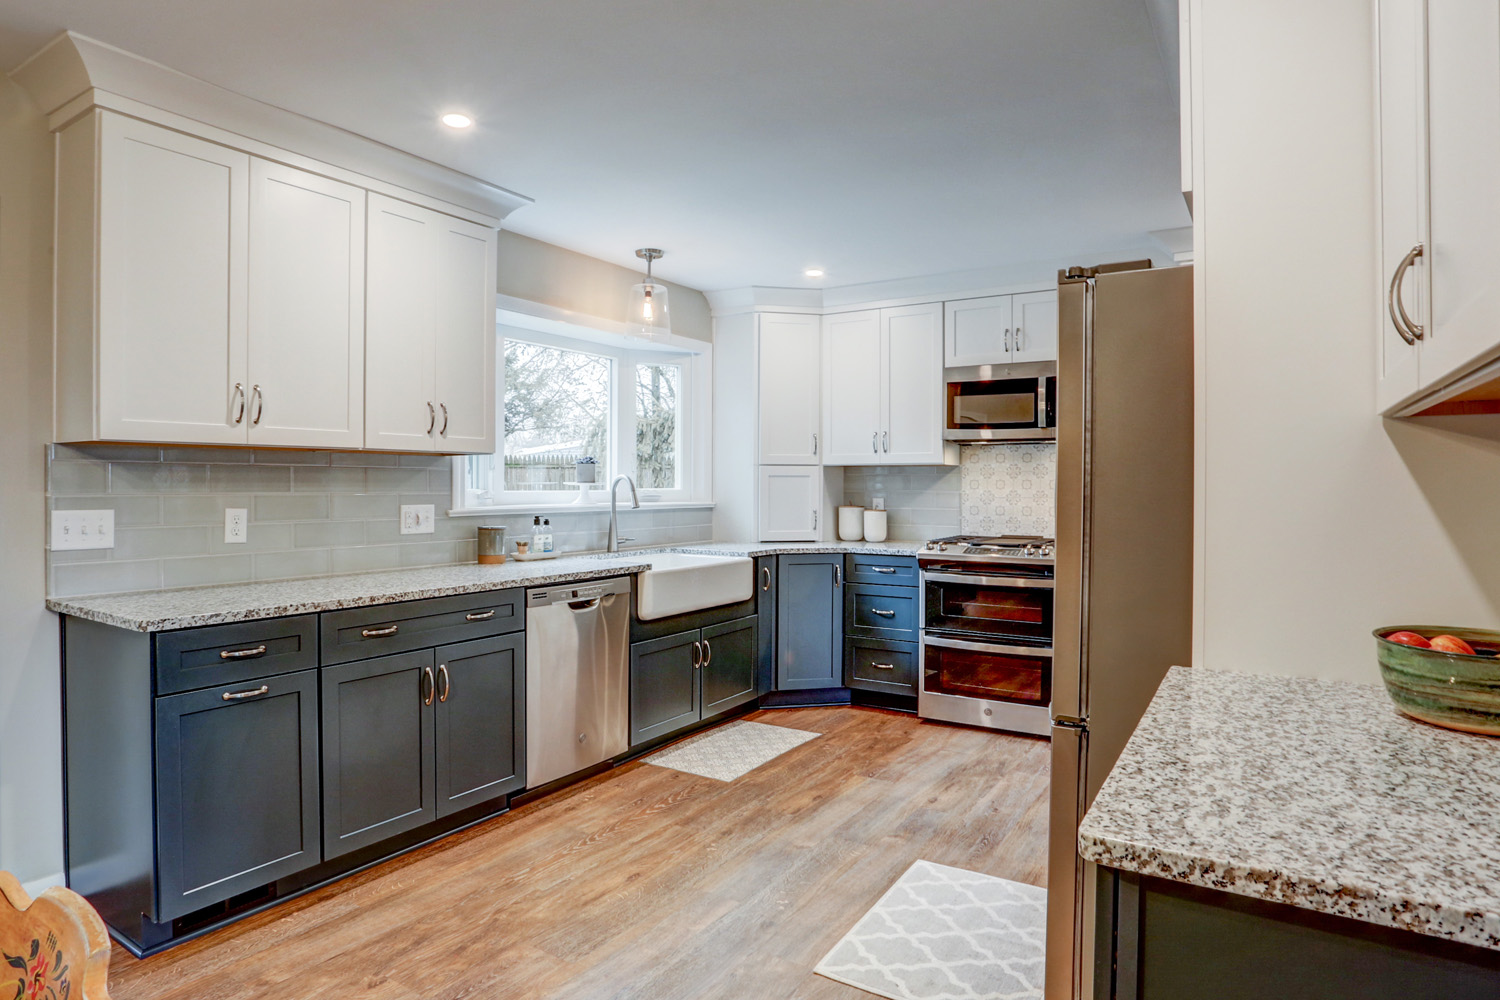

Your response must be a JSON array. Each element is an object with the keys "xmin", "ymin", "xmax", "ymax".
[
  {"xmin": 46, "ymin": 540, "xmax": 928, "ymax": 631},
  {"xmin": 1078, "ymin": 665, "xmax": 1500, "ymax": 951}
]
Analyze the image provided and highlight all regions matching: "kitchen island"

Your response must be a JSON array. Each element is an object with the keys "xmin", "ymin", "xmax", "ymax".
[{"xmin": 1079, "ymin": 665, "xmax": 1500, "ymax": 998}]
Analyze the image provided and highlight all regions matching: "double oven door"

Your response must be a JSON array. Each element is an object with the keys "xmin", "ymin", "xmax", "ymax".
[{"xmin": 918, "ymin": 564, "xmax": 1054, "ymax": 736}]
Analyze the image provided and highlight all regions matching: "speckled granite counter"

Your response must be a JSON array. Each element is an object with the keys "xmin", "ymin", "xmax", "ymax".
[
  {"xmin": 1078, "ymin": 665, "xmax": 1500, "ymax": 951},
  {"xmin": 46, "ymin": 540, "xmax": 927, "ymax": 631}
]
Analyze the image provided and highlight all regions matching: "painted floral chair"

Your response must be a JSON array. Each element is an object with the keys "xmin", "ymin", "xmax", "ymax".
[{"xmin": 0, "ymin": 873, "xmax": 110, "ymax": 1000}]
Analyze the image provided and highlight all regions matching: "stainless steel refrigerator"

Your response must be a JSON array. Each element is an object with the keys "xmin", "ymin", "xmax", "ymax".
[{"xmin": 1044, "ymin": 262, "xmax": 1195, "ymax": 999}]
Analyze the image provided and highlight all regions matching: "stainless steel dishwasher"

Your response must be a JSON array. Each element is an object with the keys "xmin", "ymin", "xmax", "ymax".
[{"xmin": 525, "ymin": 576, "xmax": 631, "ymax": 787}]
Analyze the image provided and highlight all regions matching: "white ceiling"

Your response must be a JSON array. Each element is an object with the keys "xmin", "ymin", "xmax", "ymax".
[{"xmin": 0, "ymin": 0, "xmax": 1189, "ymax": 292}]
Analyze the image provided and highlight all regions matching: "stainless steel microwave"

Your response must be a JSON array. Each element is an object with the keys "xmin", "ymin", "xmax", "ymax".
[{"xmin": 944, "ymin": 361, "xmax": 1057, "ymax": 442}]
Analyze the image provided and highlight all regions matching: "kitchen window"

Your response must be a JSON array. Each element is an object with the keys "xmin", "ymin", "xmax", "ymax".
[{"xmin": 453, "ymin": 317, "xmax": 709, "ymax": 511}]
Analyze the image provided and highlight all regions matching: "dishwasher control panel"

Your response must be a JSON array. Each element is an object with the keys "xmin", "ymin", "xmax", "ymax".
[{"xmin": 526, "ymin": 576, "xmax": 632, "ymax": 607}]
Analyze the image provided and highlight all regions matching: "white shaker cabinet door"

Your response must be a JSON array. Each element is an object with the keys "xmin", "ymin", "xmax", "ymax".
[
  {"xmin": 96, "ymin": 115, "xmax": 250, "ymax": 444},
  {"xmin": 881, "ymin": 302, "xmax": 948, "ymax": 464},
  {"xmin": 1422, "ymin": 0, "xmax": 1500, "ymax": 385},
  {"xmin": 1374, "ymin": 0, "xmax": 1426, "ymax": 411},
  {"xmin": 944, "ymin": 295, "xmax": 1012, "ymax": 367},
  {"xmin": 758, "ymin": 465, "xmax": 821, "ymax": 541},
  {"xmin": 757, "ymin": 313, "xmax": 822, "ymax": 464},
  {"xmin": 246, "ymin": 160, "xmax": 366, "ymax": 449},
  {"xmin": 1010, "ymin": 291, "xmax": 1059, "ymax": 364},
  {"xmin": 366, "ymin": 194, "xmax": 439, "ymax": 452},
  {"xmin": 432, "ymin": 216, "xmax": 499, "ymax": 454},
  {"xmin": 821, "ymin": 310, "xmax": 883, "ymax": 465}
]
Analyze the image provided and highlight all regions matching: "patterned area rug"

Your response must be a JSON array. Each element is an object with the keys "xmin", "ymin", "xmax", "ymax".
[
  {"xmin": 642, "ymin": 720, "xmax": 819, "ymax": 781},
  {"xmin": 815, "ymin": 860, "xmax": 1047, "ymax": 1000}
]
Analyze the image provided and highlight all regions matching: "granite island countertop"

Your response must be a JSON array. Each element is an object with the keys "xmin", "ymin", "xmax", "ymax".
[
  {"xmin": 46, "ymin": 539, "xmax": 928, "ymax": 631},
  {"xmin": 1078, "ymin": 665, "xmax": 1500, "ymax": 951}
]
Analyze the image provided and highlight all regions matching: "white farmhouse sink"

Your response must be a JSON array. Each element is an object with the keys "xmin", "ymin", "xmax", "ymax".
[{"xmin": 636, "ymin": 553, "xmax": 754, "ymax": 620}]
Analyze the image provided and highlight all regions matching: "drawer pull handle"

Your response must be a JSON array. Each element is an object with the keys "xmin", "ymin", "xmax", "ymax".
[
  {"xmin": 871, "ymin": 609, "xmax": 897, "ymax": 618},
  {"xmin": 465, "ymin": 610, "xmax": 496, "ymax": 622},
  {"xmin": 437, "ymin": 663, "xmax": 451, "ymax": 703},
  {"xmin": 362, "ymin": 625, "xmax": 399, "ymax": 638},
  {"xmin": 871, "ymin": 566, "xmax": 898, "ymax": 575},
  {"xmin": 222, "ymin": 684, "xmax": 270, "ymax": 701},
  {"xmin": 870, "ymin": 662, "xmax": 896, "ymax": 670},
  {"xmin": 219, "ymin": 645, "xmax": 267, "ymax": 660}
]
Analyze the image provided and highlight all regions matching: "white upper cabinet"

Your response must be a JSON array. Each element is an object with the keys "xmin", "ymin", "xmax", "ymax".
[
  {"xmin": 942, "ymin": 291, "xmax": 1057, "ymax": 368},
  {"xmin": 86, "ymin": 113, "xmax": 250, "ymax": 445},
  {"xmin": 758, "ymin": 465, "xmax": 822, "ymax": 541},
  {"xmin": 757, "ymin": 313, "xmax": 822, "ymax": 464},
  {"xmin": 824, "ymin": 303, "xmax": 954, "ymax": 467},
  {"xmin": 247, "ymin": 160, "xmax": 366, "ymax": 449},
  {"xmin": 821, "ymin": 310, "xmax": 882, "ymax": 464},
  {"xmin": 365, "ymin": 194, "xmax": 498, "ymax": 454}
]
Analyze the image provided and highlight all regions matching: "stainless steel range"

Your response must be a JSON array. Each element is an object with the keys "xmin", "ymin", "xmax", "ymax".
[{"xmin": 916, "ymin": 534, "xmax": 1055, "ymax": 736}]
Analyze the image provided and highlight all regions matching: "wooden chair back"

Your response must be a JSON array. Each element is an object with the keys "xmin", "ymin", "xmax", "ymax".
[{"xmin": 0, "ymin": 872, "xmax": 111, "ymax": 999}]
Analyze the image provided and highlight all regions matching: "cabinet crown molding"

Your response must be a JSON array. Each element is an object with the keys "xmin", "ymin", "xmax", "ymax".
[{"xmin": 9, "ymin": 30, "xmax": 532, "ymax": 226}]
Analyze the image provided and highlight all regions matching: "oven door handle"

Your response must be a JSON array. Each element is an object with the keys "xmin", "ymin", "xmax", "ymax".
[
  {"xmin": 921, "ymin": 570, "xmax": 1055, "ymax": 589},
  {"xmin": 923, "ymin": 634, "xmax": 1054, "ymax": 658}
]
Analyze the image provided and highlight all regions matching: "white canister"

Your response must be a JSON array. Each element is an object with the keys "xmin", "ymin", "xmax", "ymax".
[
  {"xmin": 863, "ymin": 509, "xmax": 888, "ymax": 542},
  {"xmin": 838, "ymin": 505, "xmax": 866, "ymax": 541}
]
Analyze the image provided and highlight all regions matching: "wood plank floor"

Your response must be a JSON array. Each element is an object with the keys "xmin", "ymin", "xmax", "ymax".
[{"xmin": 108, "ymin": 706, "xmax": 1051, "ymax": 1000}]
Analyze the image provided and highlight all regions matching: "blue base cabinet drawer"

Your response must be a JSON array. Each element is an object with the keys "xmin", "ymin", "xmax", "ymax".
[
  {"xmin": 844, "ymin": 638, "xmax": 918, "ymax": 695},
  {"xmin": 845, "ymin": 583, "xmax": 919, "ymax": 640},
  {"xmin": 845, "ymin": 554, "xmax": 919, "ymax": 587}
]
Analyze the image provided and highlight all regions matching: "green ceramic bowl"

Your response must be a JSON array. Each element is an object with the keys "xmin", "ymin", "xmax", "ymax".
[{"xmin": 1375, "ymin": 626, "xmax": 1500, "ymax": 736}]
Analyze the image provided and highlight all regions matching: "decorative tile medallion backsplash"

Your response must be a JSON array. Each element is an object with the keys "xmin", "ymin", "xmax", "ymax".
[{"xmin": 960, "ymin": 444, "xmax": 1056, "ymax": 537}]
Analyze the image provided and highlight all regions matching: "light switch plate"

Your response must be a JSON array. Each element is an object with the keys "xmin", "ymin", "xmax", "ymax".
[
  {"xmin": 400, "ymin": 504, "xmax": 435, "ymax": 535},
  {"xmin": 52, "ymin": 509, "xmax": 115, "ymax": 550},
  {"xmin": 224, "ymin": 507, "xmax": 248, "ymax": 544}
]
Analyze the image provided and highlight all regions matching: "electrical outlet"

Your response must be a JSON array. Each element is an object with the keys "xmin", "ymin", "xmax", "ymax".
[
  {"xmin": 400, "ymin": 504, "xmax": 436, "ymax": 535},
  {"xmin": 224, "ymin": 507, "xmax": 248, "ymax": 544},
  {"xmin": 51, "ymin": 509, "xmax": 115, "ymax": 550},
  {"xmin": 871, "ymin": 496, "xmax": 886, "ymax": 511}
]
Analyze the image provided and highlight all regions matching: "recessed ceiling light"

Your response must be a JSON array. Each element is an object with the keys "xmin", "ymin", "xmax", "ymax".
[
  {"xmin": 804, "ymin": 268, "xmax": 826, "ymax": 278},
  {"xmin": 440, "ymin": 113, "xmax": 473, "ymax": 129}
]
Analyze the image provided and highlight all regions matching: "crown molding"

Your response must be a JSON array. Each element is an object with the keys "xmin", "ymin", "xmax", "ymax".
[{"xmin": 9, "ymin": 31, "xmax": 533, "ymax": 226}]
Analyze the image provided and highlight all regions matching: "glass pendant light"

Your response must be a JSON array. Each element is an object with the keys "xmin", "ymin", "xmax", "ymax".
[{"xmin": 626, "ymin": 248, "xmax": 670, "ymax": 339}]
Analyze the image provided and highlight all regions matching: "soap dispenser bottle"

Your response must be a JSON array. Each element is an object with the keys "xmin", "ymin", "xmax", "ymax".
[
  {"xmin": 531, "ymin": 516, "xmax": 543, "ymax": 555},
  {"xmin": 541, "ymin": 518, "xmax": 554, "ymax": 554}
]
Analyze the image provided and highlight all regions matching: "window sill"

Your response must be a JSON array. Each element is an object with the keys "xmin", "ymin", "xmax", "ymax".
[{"xmin": 447, "ymin": 500, "xmax": 717, "ymax": 517}]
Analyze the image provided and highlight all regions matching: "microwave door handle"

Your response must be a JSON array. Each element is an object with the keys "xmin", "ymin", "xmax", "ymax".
[
  {"xmin": 1037, "ymin": 376, "xmax": 1049, "ymax": 428},
  {"xmin": 923, "ymin": 634, "xmax": 1054, "ymax": 658},
  {"xmin": 923, "ymin": 570, "xmax": 1055, "ymax": 589}
]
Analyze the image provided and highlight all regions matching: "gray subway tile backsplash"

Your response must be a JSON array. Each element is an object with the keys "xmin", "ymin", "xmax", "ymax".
[{"xmin": 46, "ymin": 445, "xmax": 714, "ymax": 598}]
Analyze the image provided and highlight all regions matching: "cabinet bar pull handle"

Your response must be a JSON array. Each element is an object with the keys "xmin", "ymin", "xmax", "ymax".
[
  {"xmin": 871, "ymin": 566, "xmax": 897, "ymax": 574},
  {"xmin": 219, "ymin": 644, "xmax": 267, "ymax": 660},
  {"xmin": 222, "ymin": 684, "xmax": 269, "ymax": 701},
  {"xmin": 440, "ymin": 403, "xmax": 449, "ymax": 436},
  {"xmin": 1004, "ymin": 328, "xmax": 1012, "ymax": 352},
  {"xmin": 1016, "ymin": 326, "xmax": 1024, "ymax": 351},
  {"xmin": 362, "ymin": 624, "xmax": 399, "ymax": 638},
  {"xmin": 882, "ymin": 431, "xmax": 888, "ymax": 452},
  {"xmin": 250, "ymin": 384, "xmax": 264, "ymax": 425},
  {"xmin": 872, "ymin": 431, "xmax": 878, "ymax": 454},
  {"xmin": 692, "ymin": 640, "xmax": 702, "ymax": 669},
  {"xmin": 870, "ymin": 662, "xmax": 895, "ymax": 670},
  {"xmin": 762, "ymin": 566, "xmax": 771, "ymax": 591},
  {"xmin": 427, "ymin": 402, "xmax": 437, "ymax": 434},
  {"xmin": 422, "ymin": 666, "xmax": 435, "ymax": 706},
  {"xmin": 231, "ymin": 382, "xmax": 246, "ymax": 425},
  {"xmin": 1388, "ymin": 243, "xmax": 1425, "ymax": 344},
  {"xmin": 812, "ymin": 433, "xmax": 818, "ymax": 456},
  {"xmin": 813, "ymin": 509, "xmax": 818, "ymax": 531},
  {"xmin": 465, "ymin": 610, "xmax": 496, "ymax": 621},
  {"xmin": 703, "ymin": 638, "xmax": 712, "ymax": 668},
  {"xmin": 437, "ymin": 663, "xmax": 450, "ymax": 702},
  {"xmin": 871, "ymin": 608, "xmax": 896, "ymax": 618},
  {"xmin": 834, "ymin": 565, "xmax": 842, "ymax": 587}
]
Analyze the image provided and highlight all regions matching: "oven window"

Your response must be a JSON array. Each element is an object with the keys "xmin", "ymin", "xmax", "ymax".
[
  {"xmin": 948, "ymin": 379, "xmax": 1039, "ymax": 428},
  {"xmin": 925, "ymin": 579, "xmax": 1052, "ymax": 641},
  {"xmin": 923, "ymin": 643, "xmax": 1051, "ymax": 706}
]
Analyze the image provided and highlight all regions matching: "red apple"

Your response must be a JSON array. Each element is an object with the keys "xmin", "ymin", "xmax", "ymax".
[
  {"xmin": 1430, "ymin": 634, "xmax": 1477, "ymax": 656},
  {"xmin": 1385, "ymin": 630, "xmax": 1431, "ymax": 648}
]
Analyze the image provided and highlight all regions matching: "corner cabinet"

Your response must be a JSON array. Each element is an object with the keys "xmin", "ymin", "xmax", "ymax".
[
  {"xmin": 775, "ymin": 554, "xmax": 844, "ymax": 690},
  {"xmin": 53, "ymin": 110, "xmax": 497, "ymax": 453},
  {"xmin": 1376, "ymin": 0, "xmax": 1500, "ymax": 416},
  {"xmin": 822, "ymin": 303, "xmax": 954, "ymax": 466},
  {"xmin": 365, "ymin": 194, "xmax": 498, "ymax": 454}
]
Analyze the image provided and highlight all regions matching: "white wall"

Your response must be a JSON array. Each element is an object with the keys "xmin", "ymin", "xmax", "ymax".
[
  {"xmin": 1194, "ymin": 0, "xmax": 1500, "ymax": 682},
  {"xmin": 0, "ymin": 74, "xmax": 61, "ymax": 887}
]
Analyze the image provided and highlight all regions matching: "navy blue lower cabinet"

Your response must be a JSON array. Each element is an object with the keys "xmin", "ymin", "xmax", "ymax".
[
  {"xmin": 321, "ymin": 650, "xmax": 437, "ymax": 860},
  {"xmin": 845, "ymin": 583, "xmax": 920, "ymax": 640},
  {"xmin": 701, "ymin": 616, "xmax": 758, "ymax": 717},
  {"xmin": 755, "ymin": 555, "xmax": 777, "ymax": 695},
  {"xmin": 630, "ymin": 629, "xmax": 702, "ymax": 746},
  {"xmin": 844, "ymin": 637, "xmax": 919, "ymax": 696},
  {"xmin": 775, "ymin": 554, "xmax": 845, "ymax": 690},
  {"xmin": 153, "ymin": 668, "xmax": 322, "ymax": 922},
  {"xmin": 434, "ymin": 633, "xmax": 527, "ymax": 818}
]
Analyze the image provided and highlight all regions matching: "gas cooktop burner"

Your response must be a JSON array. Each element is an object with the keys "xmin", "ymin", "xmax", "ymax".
[{"xmin": 921, "ymin": 534, "xmax": 1056, "ymax": 561}]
